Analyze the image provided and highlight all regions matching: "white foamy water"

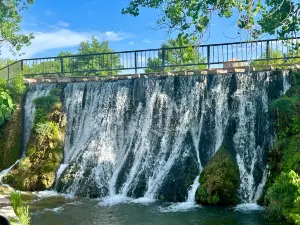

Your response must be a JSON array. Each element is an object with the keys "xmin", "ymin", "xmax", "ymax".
[
  {"xmin": 0, "ymin": 160, "xmax": 20, "ymax": 182},
  {"xmin": 44, "ymin": 206, "xmax": 64, "ymax": 213},
  {"xmin": 98, "ymin": 195, "xmax": 133, "ymax": 206},
  {"xmin": 33, "ymin": 190, "xmax": 74, "ymax": 199},
  {"xmin": 234, "ymin": 203, "xmax": 264, "ymax": 212},
  {"xmin": 159, "ymin": 202, "xmax": 200, "ymax": 213}
]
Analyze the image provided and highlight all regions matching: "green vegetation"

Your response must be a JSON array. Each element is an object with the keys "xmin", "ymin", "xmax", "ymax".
[
  {"xmin": 0, "ymin": 74, "xmax": 26, "ymax": 171},
  {"xmin": 145, "ymin": 37, "xmax": 206, "ymax": 73},
  {"xmin": 263, "ymin": 70, "xmax": 300, "ymax": 224},
  {"xmin": 2, "ymin": 88, "xmax": 66, "ymax": 191},
  {"xmin": 10, "ymin": 191, "xmax": 31, "ymax": 225},
  {"xmin": 196, "ymin": 145, "xmax": 240, "ymax": 205},
  {"xmin": 123, "ymin": 0, "xmax": 300, "ymax": 41},
  {"xmin": 24, "ymin": 37, "xmax": 122, "ymax": 76},
  {"xmin": 0, "ymin": 0, "xmax": 34, "ymax": 54}
]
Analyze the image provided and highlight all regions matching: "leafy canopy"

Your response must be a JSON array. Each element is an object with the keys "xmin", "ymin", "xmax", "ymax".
[
  {"xmin": 122, "ymin": 0, "xmax": 300, "ymax": 41},
  {"xmin": 145, "ymin": 36, "xmax": 206, "ymax": 72},
  {"xmin": 0, "ymin": 0, "xmax": 34, "ymax": 54},
  {"xmin": 25, "ymin": 37, "xmax": 122, "ymax": 76}
]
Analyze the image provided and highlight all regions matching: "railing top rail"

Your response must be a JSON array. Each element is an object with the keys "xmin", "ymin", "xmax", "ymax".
[{"xmin": 0, "ymin": 37, "xmax": 299, "ymax": 70}]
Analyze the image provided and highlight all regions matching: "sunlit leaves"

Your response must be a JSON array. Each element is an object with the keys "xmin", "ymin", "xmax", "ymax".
[
  {"xmin": 0, "ymin": 91, "xmax": 15, "ymax": 125},
  {"xmin": 0, "ymin": 0, "xmax": 34, "ymax": 55},
  {"xmin": 123, "ymin": 0, "xmax": 300, "ymax": 41}
]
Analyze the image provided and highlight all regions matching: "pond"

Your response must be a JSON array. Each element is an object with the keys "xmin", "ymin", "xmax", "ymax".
[{"xmin": 29, "ymin": 192, "xmax": 286, "ymax": 225}]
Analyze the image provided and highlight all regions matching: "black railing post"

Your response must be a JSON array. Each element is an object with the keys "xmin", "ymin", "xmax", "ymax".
[
  {"xmin": 134, "ymin": 51, "xmax": 138, "ymax": 74},
  {"xmin": 266, "ymin": 40, "xmax": 270, "ymax": 64},
  {"xmin": 60, "ymin": 57, "xmax": 64, "ymax": 76},
  {"xmin": 207, "ymin": 46, "xmax": 211, "ymax": 69},
  {"xmin": 21, "ymin": 60, "xmax": 24, "ymax": 74},
  {"xmin": 162, "ymin": 48, "xmax": 166, "ymax": 72}
]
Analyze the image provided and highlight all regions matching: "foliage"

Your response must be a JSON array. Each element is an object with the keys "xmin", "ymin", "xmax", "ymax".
[
  {"xmin": 251, "ymin": 49, "xmax": 284, "ymax": 66},
  {"xmin": 0, "ymin": 91, "xmax": 16, "ymax": 125},
  {"xmin": 26, "ymin": 37, "xmax": 122, "ymax": 76},
  {"xmin": 0, "ymin": 97, "xmax": 22, "ymax": 171},
  {"xmin": 33, "ymin": 95, "xmax": 60, "ymax": 112},
  {"xmin": 265, "ymin": 171, "xmax": 300, "ymax": 222},
  {"xmin": 264, "ymin": 70, "xmax": 300, "ymax": 224},
  {"xmin": 9, "ymin": 74, "xmax": 27, "ymax": 98},
  {"xmin": 196, "ymin": 145, "xmax": 240, "ymax": 205},
  {"xmin": 0, "ymin": 59, "xmax": 16, "ymax": 68},
  {"xmin": 145, "ymin": 37, "xmax": 206, "ymax": 73},
  {"xmin": 2, "ymin": 88, "xmax": 66, "ymax": 191},
  {"xmin": 123, "ymin": 0, "xmax": 300, "ymax": 41},
  {"xmin": 10, "ymin": 191, "xmax": 31, "ymax": 225},
  {"xmin": 0, "ymin": 0, "xmax": 34, "ymax": 55},
  {"xmin": 270, "ymin": 96, "xmax": 300, "ymax": 137}
]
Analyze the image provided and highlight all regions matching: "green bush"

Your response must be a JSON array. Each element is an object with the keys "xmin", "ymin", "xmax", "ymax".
[
  {"xmin": 265, "ymin": 171, "xmax": 300, "ymax": 223},
  {"xmin": 33, "ymin": 95, "xmax": 59, "ymax": 111},
  {"xmin": 196, "ymin": 145, "xmax": 240, "ymax": 205},
  {"xmin": 16, "ymin": 206, "xmax": 30, "ymax": 225},
  {"xmin": 49, "ymin": 88, "xmax": 62, "ymax": 96},
  {"xmin": 10, "ymin": 191, "xmax": 31, "ymax": 224},
  {"xmin": 9, "ymin": 74, "xmax": 26, "ymax": 98},
  {"xmin": 11, "ymin": 191, "xmax": 22, "ymax": 209},
  {"xmin": 0, "ymin": 91, "xmax": 16, "ymax": 125}
]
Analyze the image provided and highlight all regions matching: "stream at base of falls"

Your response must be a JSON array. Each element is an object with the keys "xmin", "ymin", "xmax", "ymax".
[{"xmin": 30, "ymin": 195, "xmax": 285, "ymax": 225}]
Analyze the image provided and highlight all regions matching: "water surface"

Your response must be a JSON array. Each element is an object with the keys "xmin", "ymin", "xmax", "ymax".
[{"xmin": 30, "ymin": 196, "xmax": 285, "ymax": 225}]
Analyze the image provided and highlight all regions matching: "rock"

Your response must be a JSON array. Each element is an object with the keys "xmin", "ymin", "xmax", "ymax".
[
  {"xmin": 2, "ymin": 88, "xmax": 66, "ymax": 191},
  {"xmin": 196, "ymin": 145, "xmax": 240, "ymax": 205}
]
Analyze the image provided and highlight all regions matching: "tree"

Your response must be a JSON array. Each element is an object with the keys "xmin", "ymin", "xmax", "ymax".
[
  {"xmin": 122, "ymin": 0, "xmax": 300, "ymax": 42},
  {"xmin": 145, "ymin": 37, "xmax": 206, "ymax": 73},
  {"xmin": 63, "ymin": 37, "xmax": 122, "ymax": 76},
  {"xmin": 0, "ymin": 0, "xmax": 34, "ymax": 54},
  {"xmin": 251, "ymin": 49, "xmax": 285, "ymax": 66},
  {"xmin": 26, "ymin": 37, "xmax": 122, "ymax": 76}
]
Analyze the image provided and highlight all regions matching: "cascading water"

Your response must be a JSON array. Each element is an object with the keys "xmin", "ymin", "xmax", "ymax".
[{"xmin": 22, "ymin": 71, "xmax": 288, "ymax": 204}]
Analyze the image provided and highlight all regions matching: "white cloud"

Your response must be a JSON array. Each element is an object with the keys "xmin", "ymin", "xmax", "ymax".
[
  {"xmin": 128, "ymin": 41, "xmax": 135, "ymax": 45},
  {"xmin": 143, "ymin": 39, "xmax": 152, "ymax": 44},
  {"xmin": 0, "ymin": 29, "xmax": 132, "ymax": 58},
  {"xmin": 56, "ymin": 21, "xmax": 70, "ymax": 27}
]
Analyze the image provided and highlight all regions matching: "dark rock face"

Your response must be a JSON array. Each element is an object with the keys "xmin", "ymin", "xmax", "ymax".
[{"xmin": 53, "ymin": 71, "xmax": 287, "ymax": 202}]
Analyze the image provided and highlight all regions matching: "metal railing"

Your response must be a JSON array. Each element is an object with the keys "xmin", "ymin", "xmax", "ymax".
[{"xmin": 0, "ymin": 37, "xmax": 300, "ymax": 80}]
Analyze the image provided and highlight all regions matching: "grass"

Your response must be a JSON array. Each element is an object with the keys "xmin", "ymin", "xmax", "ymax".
[{"xmin": 10, "ymin": 191, "xmax": 31, "ymax": 225}]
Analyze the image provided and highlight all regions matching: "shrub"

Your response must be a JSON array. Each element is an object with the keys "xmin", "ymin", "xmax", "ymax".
[
  {"xmin": 265, "ymin": 171, "xmax": 300, "ymax": 222},
  {"xmin": 196, "ymin": 145, "xmax": 240, "ymax": 205},
  {"xmin": 10, "ymin": 191, "xmax": 31, "ymax": 225},
  {"xmin": 33, "ymin": 95, "xmax": 59, "ymax": 111},
  {"xmin": 0, "ymin": 91, "xmax": 15, "ymax": 125},
  {"xmin": 49, "ymin": 88, "xmax": 62, "ymax": 96},
  {"xmin": 9, "ymin": 74, "xmax": 26, "ymax": 97}
]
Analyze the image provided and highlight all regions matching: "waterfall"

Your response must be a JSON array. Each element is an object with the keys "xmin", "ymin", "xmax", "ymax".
[{"xmin": 22, "ymin": 71, "xmax": 287, "ymax": 203}]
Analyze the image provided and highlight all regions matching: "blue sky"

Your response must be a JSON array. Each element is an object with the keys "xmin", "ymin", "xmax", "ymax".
[{"xmin": 3, "ymin": 0, "xmax": 253, "ymax": 59}]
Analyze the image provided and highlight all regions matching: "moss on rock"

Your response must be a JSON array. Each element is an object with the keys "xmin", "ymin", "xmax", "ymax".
[
  {"xmin": 2, "ymin": 88, "xmax": 66, "ymax": 191},
  {"xmin": 196, "ymin": 145, "xmax": 240, "ymax": 205},
  {"xmin": 0, "ymin": 98, "xmax": 23, "ymax": 171}
]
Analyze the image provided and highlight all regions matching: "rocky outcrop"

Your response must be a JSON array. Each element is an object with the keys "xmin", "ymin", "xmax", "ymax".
[
  {"xmin": 196, "ymin": 145, "xmax": 240, "ymax": 205},
  {"xmin": 2, "ymin": 88, "xmax": 66, "ymax": 191}
]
